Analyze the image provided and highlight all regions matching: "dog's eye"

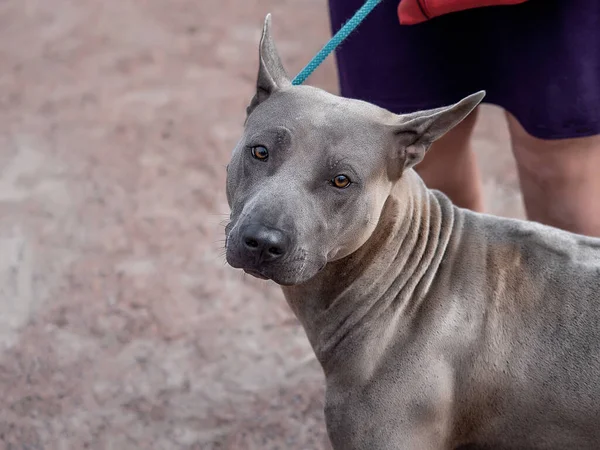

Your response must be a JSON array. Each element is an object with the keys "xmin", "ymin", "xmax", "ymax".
[
  {"xmin": 251, "ymin": 146, "xmax": 269, "ymax": 161},
  {"xmin": 331, "ymin": 174, "xmax": 351, "ymax": 189}
]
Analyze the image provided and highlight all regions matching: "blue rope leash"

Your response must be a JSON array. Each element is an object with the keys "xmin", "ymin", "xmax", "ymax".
[{"xmin": 291, "ymin": 0, "xmax": 384, "ymax": 85}]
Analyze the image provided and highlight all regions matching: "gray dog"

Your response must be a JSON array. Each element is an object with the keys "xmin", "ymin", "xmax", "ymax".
[{"xmin": 225, "ymin": 15, "xmax": 600, "ymax": 450}]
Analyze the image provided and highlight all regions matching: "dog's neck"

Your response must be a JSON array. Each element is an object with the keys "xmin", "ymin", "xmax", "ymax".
[{"xmin": 282, "ymin": 170, "xmax": 457, "ymax": 380}]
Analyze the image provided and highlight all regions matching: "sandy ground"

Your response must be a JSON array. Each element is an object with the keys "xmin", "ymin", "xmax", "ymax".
[{"xmin": 0, "ymin": 0, "xmax": 524, "ymax": 448}]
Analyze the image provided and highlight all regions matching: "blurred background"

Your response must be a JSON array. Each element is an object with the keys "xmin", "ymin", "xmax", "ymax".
[{"xmin": 0, "ymin": 0, "xmax": 525, "ymax": 448}]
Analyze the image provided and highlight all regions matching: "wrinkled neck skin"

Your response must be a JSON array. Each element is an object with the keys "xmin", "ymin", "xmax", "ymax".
[{"xmin": 282, "ymin": 169, "xmax": 456, "ymax": 381}]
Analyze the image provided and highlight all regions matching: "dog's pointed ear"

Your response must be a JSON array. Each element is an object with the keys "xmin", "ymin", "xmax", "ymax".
[
  {"xmin": 392, "ymin": 91, "xmax": 485, "ymax": 172},
  {"xmin": 246, "ymin": 14, "xmax": 291, "ymax": 118}
]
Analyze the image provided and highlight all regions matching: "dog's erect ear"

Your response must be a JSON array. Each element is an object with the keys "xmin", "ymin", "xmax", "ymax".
[
  {"xmin": 392, "ymin": 91, "xmax": 485, "ymax": 171},
  {"xmin": 246, "ymin": 14, "xmax": 291, "ymax": 118}
]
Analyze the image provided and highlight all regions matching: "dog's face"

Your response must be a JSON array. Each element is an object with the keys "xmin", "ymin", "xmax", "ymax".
[
  {"xmin": 225, "ymin": 15, "xmax": 483, "ymax": 286},
  {"xmin": 226, "ymin": 87, "xmax": 396, "ymax": 285}
]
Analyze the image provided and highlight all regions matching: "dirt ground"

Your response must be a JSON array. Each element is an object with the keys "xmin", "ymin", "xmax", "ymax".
[{"xmin": 0, "ymin": 0, "xmax": 524, "ymax": 449}]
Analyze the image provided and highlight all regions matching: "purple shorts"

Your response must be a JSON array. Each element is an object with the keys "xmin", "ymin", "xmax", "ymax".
[{"xmin": 328, "ymin": 0, "xmax": 600, "ymax": 139}]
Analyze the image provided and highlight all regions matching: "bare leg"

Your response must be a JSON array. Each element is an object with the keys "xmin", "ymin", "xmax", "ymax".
[
  {"xmin": 415, "ymin": 106, "xmax": 484, "ymax": 212},
  {"xmin": 506, "ymin": 112, "xmax": 600, "ymax": 237}
]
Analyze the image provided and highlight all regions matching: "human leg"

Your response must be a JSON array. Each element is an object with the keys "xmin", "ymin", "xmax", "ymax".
[{"xmin": 507, "ymin": 112, "xmax": 600, "ymax": 236}]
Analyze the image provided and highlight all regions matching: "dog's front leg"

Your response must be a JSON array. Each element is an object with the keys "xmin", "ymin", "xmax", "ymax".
[
  {"xmin": 325, "ymin": 362, "xmax": 455, "ymax": 450},
  {"xmin": 325, "ymin": 395, "xmax": 452, "ymax": 450},
  {"xmin": 326, "ymin": 422, "xmax": 450, "ymax": 450}
]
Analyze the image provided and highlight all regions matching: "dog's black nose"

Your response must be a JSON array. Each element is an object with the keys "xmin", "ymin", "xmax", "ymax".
[{"xmin": 241, "ymin": 224, "xmax": 289, "ymax": 263}]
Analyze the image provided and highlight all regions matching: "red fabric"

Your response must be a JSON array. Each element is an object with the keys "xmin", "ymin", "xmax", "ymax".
[{"xmin": 398, "ymin": 0, "xmax": 528, "ymax": 24}]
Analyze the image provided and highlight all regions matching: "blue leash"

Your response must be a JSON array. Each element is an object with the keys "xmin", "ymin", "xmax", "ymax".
[{"xmin": 292, "ymin": 0, "xmax": 384, "ymax": 85}]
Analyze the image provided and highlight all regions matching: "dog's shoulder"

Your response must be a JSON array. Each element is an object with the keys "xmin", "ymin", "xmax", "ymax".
[{"xmin": 459, "ymin": 208, "xmax": 600, "ymax": 271}]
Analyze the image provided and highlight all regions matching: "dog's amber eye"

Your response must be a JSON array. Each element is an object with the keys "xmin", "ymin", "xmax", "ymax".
[
  {"xmin": 251, "ymin": 146, "xmax": 269, "ymax": 161},
  {"xmin": 332, "ymin": 174, "xmax": 351, "ymax": 189}
]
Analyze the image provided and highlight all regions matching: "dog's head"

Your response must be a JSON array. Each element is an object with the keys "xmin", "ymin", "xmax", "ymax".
[{"xmin": 225, "ymin": 15, "xmax": 483, "ymax": 285}]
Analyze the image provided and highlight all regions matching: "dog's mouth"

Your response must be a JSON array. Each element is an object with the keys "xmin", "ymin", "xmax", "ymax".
[{"xmin": 243, "ymin": 268, "xmax": 270, "ymax": 280}]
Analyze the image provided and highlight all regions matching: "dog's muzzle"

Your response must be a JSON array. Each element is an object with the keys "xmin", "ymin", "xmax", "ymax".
[{"xmin": 227, "ymin": 222, "xmax": 292, "ymax": 275}]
